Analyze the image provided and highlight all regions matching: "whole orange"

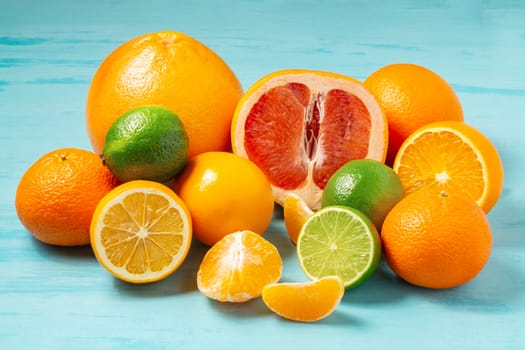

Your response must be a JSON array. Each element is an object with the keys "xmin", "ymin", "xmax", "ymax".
[
  {"xmin": 15, "ymin": 148, "xmax": 119, "ymax": 246},
  {"xmin": 86, "ymin": 31, "xmax": 243, "ymax": 158},
  {"xmin": 174, "ymin": 152, "xmax": 275, "ymax": 246},
  {"xmin": 381, "ymin": 189, "xmax": 492, "ymax": 289},
  {"xmin": 364, "ymin": 63, "xmax": 464, "ymax": 164}
]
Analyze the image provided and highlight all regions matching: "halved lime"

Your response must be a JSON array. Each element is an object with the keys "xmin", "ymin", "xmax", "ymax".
[{"xmin": 297, "ymin": 205, "xmax": 381, "ymax": 289}]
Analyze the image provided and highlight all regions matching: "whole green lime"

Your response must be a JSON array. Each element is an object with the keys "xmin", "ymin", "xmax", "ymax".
[
  {"xmin": 321, "ymin": 159, "xmax": 404, "ymax": 230},
  {"xmin": 102, "ymin": 105, "xmax": 189, "ymax": 183}
]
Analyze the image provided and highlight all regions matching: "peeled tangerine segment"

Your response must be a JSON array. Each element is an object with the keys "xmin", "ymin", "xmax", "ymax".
[{"xmin": 262, "ymin": 276, "xmax": 345, "ymax": 322}]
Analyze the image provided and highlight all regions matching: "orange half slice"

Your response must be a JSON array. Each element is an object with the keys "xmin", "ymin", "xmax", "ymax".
[{"xmin": 393, "ymin": 121, "xmax": 504, "ymax": 212}]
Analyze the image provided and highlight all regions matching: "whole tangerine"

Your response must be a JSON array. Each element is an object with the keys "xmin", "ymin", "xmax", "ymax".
[{"xmin": 15, "ymin": 148, "xmax": 119, "ymax": 246}]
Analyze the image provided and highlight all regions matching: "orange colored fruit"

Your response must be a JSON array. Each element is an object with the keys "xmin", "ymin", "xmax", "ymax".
[
  {"xmin": 90, "ymin": 180, "xmax": 192, "ymax": 284},
  {"xmin": 364, "ymin": 63, "xmax": 463, "ymax": 164},
  {"xmin": 262, "ymin": 276, "xmax": 344, "ymax": 322},
  {"xmin": 381, "ymin": 189, "xmax": 492, "ymax": 289},
  {"xmin": 283, "ymin": 193, "xmax": 314, "ymax": 244},
  {"xmin": 86, "ymin": 30, "xmax": 243, "ymax": 158},
  {"xmin": 393, "ymin": 121, "xmax": 504, "ymax": 213},
  {"xmin": 174, "ymin": 152, "xmax": 274, "ymax": 246},
  {"xmin": 15, "ymin": 148, "xmax": 119, "ymax": 246},
  {"xmin": 197, "ymin": 230, "xmax": 283, "ymax": 302},
  {"xmin": 231, "ymin": 69, "xmax": 388, "ymax": 210}
]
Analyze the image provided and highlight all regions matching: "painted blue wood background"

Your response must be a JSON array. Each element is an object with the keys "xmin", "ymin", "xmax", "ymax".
[{"xmin": 1, "ymin": 1, "xmax": 524, "ymax": 349}]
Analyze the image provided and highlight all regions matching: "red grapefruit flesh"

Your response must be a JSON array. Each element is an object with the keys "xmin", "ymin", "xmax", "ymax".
[{"xmin": 232, "ymin": 70, "xmax": 387, "ymax": 210}]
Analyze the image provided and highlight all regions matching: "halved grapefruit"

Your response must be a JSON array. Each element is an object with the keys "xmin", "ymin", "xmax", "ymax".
[{"xmin": 231, "ymin": 69, "xmax": 388, "ymax": 209}]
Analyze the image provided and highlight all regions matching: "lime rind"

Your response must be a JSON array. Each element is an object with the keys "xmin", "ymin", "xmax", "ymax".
[
  {"xmin": 296, "ymin": 205, "xmax": 381, "ymax": 289},
  {"xmin": 102, "ymin": 105, "xmax": 189, "ymax": 183}
]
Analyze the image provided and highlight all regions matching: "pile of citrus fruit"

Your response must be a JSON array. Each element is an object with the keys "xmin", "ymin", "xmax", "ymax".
[{"xmin": 15, "ymin": 30, "xmax": 504, "ymax": 323}]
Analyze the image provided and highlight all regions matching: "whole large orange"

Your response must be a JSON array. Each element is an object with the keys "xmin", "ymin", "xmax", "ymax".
[
  {"xmin": 381, "ymin": 189, "xmax": 492, "ymax": 289},
  {"xmin": 364, "ymin": 63, "xmax": 464, "ymax": 165},
  {"xmin": 15, "ymin": 148, "xmax": 119, "ymax": 246},
  {"xmin": 86, "ymin": 31, "xmax": 243, "ymax": 158}
]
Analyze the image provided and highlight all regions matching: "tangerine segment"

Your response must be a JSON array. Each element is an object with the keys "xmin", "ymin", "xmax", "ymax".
[
  {"xmin": 393, "ymin": 121, "xmax": 504, "ymax": 212},
  {"xmin": 262, "ymin": 276, "xmax": 344, "ymax": 323},
  {"xmin": 232, "ymin": 69, "xmax": 387, "ymax": 210},
  {"xmin": 90, "ymin": 180, "xmax": 192, "ymax": 283},
  {"xmin": 283, "ymin": 193, "xmax": 314, "ymax": 245},
  {"xmin": 197, "ymin": 230, "xmax": 282, "ymax": 303}
]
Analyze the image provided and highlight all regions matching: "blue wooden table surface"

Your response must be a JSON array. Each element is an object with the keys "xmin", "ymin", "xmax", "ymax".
[{"xmin": 1, "ymin": 1, "xmax": 524, "ymax": 349}]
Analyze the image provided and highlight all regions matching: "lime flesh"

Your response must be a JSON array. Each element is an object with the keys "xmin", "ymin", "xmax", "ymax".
[{"xmin": 297, "ymin": 205, "xmax": 381, "ymax": 289}]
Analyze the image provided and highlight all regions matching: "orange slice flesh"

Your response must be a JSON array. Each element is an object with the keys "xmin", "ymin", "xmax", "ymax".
[
  {"xmin": 232, "ymin": 69, "xmax": 388, "ymax": 210},
  {"xmin": 283, "ymin": 193, "xmax": 314, "ymax": 244},
  {"xmin": 90, "ymin": 180, "xmax": 192, "ymax": 283},
  {"xmin": 393, "ymin": 121, "xmax": 504, "ymax": 212},
  {"xmin": 262, "ymin": 276, "xmax": 345, "ymax": 322},
  {"xmin": 197, "ymin": 230, "xmax": 283, "ymax": 303}
]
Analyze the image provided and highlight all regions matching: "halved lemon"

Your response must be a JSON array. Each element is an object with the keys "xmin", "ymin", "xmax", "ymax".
[{"xmin": 90, "ymin": 180, "xmax": 192, "ymax": 283}]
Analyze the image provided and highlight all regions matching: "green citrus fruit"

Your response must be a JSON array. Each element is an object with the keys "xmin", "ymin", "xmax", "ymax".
[
  {"xmin": 321, "ymin": 159, "xmax": 404, "ymax": 230},
  {"xmin": 297, "ymin": 205, "xmax": 381, "ymax": 289},
  {"xmin": 102, "ymin": 105, "xmax": 189, "ymax": 183}
]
